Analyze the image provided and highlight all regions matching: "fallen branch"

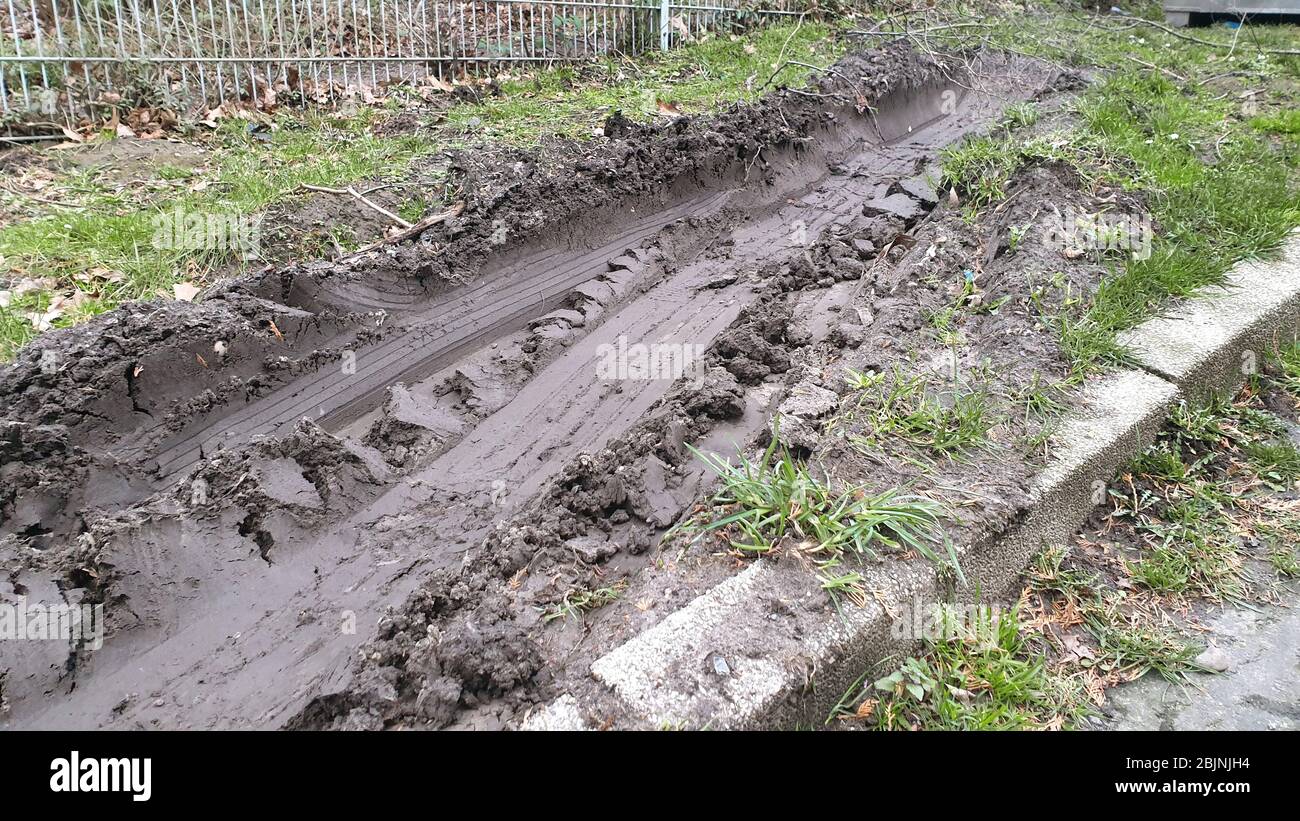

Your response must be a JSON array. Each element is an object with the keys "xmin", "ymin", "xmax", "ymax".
[
  {"xmin": 1107, "ymin": 17, "xmax": 1300, "ymax": 56},
  {"xmin": 300, "ymin": 183, "xmax": 413, "ymax": 229},
  {"xmin": 763, "ymin": 60, "xmax": 860, "ymax": 93},
  {"xmin": 1126, "ymin": 54, "xmax": 1187, "ymax": 83},
  {"xmin": 341, "ymin": 201, "xmax": 466, "ymax": 259},
  {"xmin": 847, "ymin": 22, "xmax": 994, "ymax": 36}
]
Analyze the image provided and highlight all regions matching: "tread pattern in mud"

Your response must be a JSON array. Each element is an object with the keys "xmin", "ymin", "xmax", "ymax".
[{"xmin": 0, "ymin": 46, "xmax": 1065, "ymax": 729}]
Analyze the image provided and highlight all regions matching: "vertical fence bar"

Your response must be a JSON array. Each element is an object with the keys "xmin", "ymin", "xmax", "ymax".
[
  {"xmin": 91, "ymin": 0, "xmax": 114, "ymax": 99},
  {"xmin": 49, "ymin": 0, "xmax": 75, "ymax": 120},
  {"xmin": 432, "ymin": 0, "xmax": 442, "ymax": 79},
  {"xmin": 658, "ymin": 0, "xmax": 668, "ymax": 51},
  {"xmin": 7, "ymin": 0, "xmax": 32, "ymax": 109},
  {"xmin": 241, "ymin": 0, "xmax": 259, "ymax": 103},
  {"xmin": 0, "ymin": 1, "xmax": 9, "ymax": 119},
  {"xmin": 306, "ymin": 0, "xmax": 321, "ymax": 101},
  {"xmin": 47, "ymin": 0, "xmax": 72, "ymax": 120},
  {"xmin": 68, "ymin": 0, "xmax": 95, "ymax": 117},
  {"xmin": 379, "ymin": 0, "xmax": 391, "ymax": 83},
  {"xmin": 271, "ymin": 0, "xmax": 287, "ymax": 98},
  {"xmin": 126, "ymin": 0, "xmax": 147, "ymax": 86},
  {"xmin": 256, "ymin": 0, "xmax": 271, "ymax": 98},
  {"xmin": 527, "ymin": 1, "xmax": 534, "ymax": 60},
  {"xmin": 392, "ymin": 0, "xmax": 404, "ymax": 84},
  {"xmin": 154, "ymin": 0, "xmax": 178, "ymax": 108},
  {"xmin": 420, "ymin": 0, "xmax": 431, "ymax": 81},
  {"xmin": 27, "ymin": 0, "xmax": 50, "ymax": 96},
  {"xmin": 364, "ymin": 0, "xmax": 376, "ymax": 88},
  {"xmin": 183, "ymin": 0, "xmax": 208, "ymax": 106},
  {"xmin": 469, "ymin": 0, "xmax": 478, "ymax": 71}
]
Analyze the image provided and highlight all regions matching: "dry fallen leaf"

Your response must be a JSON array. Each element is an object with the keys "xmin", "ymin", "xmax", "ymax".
[
  {"xmin": 656, "ymin": 99, "xmax": 682, "ymax": 118},
  {"xmin": 23, "ymin": 295, "xmax": 67, "ymax": 331},
  {"xmin": 1062, "ymin": 633, "xmax": 1097, "ymax": 662},
  {"xmin": 172, "ymin": 282, "xmax": 202, "ymax": 302}
]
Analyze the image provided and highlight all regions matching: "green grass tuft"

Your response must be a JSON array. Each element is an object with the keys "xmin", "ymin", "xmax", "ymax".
[{"xmin": 838, "ymin": 607, "xmax": 1089, "ymax": 730}]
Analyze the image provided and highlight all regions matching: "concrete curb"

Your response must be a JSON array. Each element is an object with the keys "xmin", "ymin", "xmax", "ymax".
[
  {"xmin": 1120, "ymin": 230, "xmax": 1300, "ymax": 400},
  {"xmin": 522, "ymin": 232, "xmax": 1300, "ymax": 731}
]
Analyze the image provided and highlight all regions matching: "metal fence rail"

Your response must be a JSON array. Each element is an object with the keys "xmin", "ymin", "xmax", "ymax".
[{"xmin": 0, "ymin": 0, "xmax": 810, "ymax": 131}]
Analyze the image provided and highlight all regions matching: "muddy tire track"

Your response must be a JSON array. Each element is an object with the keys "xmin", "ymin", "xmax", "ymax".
[{"xmin": 0, "ymin": 46, "xmax": 1062, "ymax": 728}]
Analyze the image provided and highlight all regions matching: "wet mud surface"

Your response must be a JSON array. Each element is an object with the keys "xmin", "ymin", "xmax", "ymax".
[{"xmin": 0, "ymin": 44, "xmax": 1102, "ymax": 729}]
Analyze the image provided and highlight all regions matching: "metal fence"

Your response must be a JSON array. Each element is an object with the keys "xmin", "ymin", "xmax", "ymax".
[{"xmin": 0, "ymin": 0, "xmax": 810, "ymax": 133}]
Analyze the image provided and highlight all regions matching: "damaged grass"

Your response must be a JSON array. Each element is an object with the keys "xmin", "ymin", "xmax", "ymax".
[
  {"xmin": 683, "ymin": 429, "xmax": 959, "ymax": 602},
  {"xmin": 0, "ymin": 105, "xmax": 436, "ymax": 359},
  {"xmin": 936, "ymin": 9, "xmax": 1300, "ymax": 378},
  {"xmin": 541, "ymin": 580, "xmax": 628, "ymax": 623},
  {"xmin": 445, "ymin": 22, "xmax": 843, "ymax": 143},
  {"xmin": 848, "ymin": 366, "xmax": 997, "ymax": 458},
  {"xmin": 0, "ymin": 21, "xmax": 839, "ymax": 361}
]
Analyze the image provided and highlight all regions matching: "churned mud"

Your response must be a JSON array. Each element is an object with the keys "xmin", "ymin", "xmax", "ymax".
[{"xmin": 0, "ymin": 43, "xmax": 1101, "ymax": 729}]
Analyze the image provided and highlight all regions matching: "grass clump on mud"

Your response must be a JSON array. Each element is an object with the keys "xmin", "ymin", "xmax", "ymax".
[
  {"xmin": 683, "ymin": 429, "xmax": 956, "ymax": 603},
  {"xmin": 541, "ymin": 580, "xmax": 628, "ymax": 623},
  {"xmin": 847, "ymin": 367, "xmax": 997, "ymax": 458},
  {"xmin": 831, "ymin": 606, "xmax": 1091, "ymax": 730}
]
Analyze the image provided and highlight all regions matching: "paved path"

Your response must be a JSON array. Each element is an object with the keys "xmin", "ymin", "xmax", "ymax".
[{"xmin": 1104, "ymin": 586, "xmax": 1300, "ymax": 730}]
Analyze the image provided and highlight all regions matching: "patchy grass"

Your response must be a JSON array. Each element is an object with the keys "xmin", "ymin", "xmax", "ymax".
[
  {"xmin": 0, "ymin": 106, "xmax": 436, "ymax": 359},
  {"xmin": 884, "ymin": 374, "xmax": 1300, "ymax": 727},
  {"xmin": 688, "ymin": 433, "xmax": 944, "ymax": 560},
  {"xmin": 444, "ymin": 23, "xmax": 843, "ymax": 143},
  {"xmin": 684, "ymin": 428, "xmax": 957, "ymax": 601},
  {"xmin": 1011, "ymin": 377, "xmax": 1300, "ymax": 719},
  {"xmin": 0, "ymin": 22, "xmax": 840, "ymax": 361},
  {"xmin": 1103, "ymin": 395, "xmax": 1298, "ymax": 603},
  {"xmin": 1264, "ymin": 535, "xmax": 1300, "ymax": 578},
  {"xmin": 834, "ymin": 607, "xmax": 1090, "ymax": 730},
  {"xmin": 850, "ymin": 367, "xmax": 998, "ymax": 457},
  {"xmin": 937, "ymin": 11, "xmax": 1300, "ymax": 377},
  {"xmin": 541, "ymin": 580, "xmax": 628, "ymax": 623},
  {"xmin": 1243, "ymin": 439, "xmax": 1300, "ymax": 489},
  {"xmin": 1274, "ymin": 338, "xmax": 1300, "ymax": 395},
  {"xmin": 940, "ymin": 133, "xmax": 1079, "ymax": 214},
  {"xmin": 1082, "ymin": 609, "xmax": 1208, "ymax": 683},
  {"xmin": 1125, "ymin": 526, "xmax": 1245, "ymax": 601}
]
